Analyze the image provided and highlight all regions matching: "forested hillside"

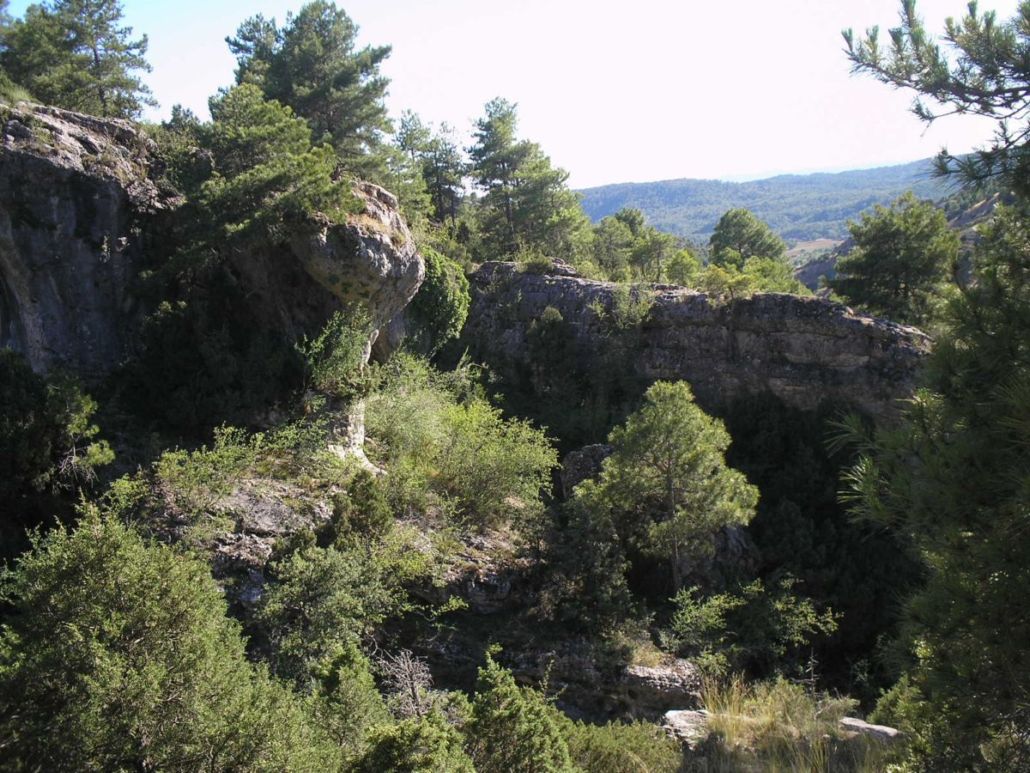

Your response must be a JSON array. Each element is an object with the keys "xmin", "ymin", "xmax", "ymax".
[
  {"xmin": 1, "ymin": 0, "xmax": 1028, "ymax": 770},
  {"xmin": 578, "ymin": 159, "xmax": 950, "ymax": 242}
]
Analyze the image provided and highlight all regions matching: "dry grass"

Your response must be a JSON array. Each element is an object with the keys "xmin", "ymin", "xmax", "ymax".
[{"xmin": 693, "ymin": 676, "xmax": 895, "ymax": 772}]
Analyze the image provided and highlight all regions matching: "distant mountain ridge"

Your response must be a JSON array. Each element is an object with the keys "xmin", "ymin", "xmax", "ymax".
[{"xmin": 577, "ymin": 159, "xmax": 951, "ymax": 244}]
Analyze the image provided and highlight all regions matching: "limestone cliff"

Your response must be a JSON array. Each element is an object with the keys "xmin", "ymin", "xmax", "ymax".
[
  {"xmin": 463, "ymin": 261, "xmax": 929, "ymax": 421},
  {"xmin": 0, "ymin": 101, "xmax": 423, "ymax": 378},
  {"xmin": 0, "ymin": 103, "xmax": 171, "ymax": 377}
]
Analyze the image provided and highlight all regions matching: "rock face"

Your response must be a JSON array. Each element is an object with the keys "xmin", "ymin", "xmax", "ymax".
[
  {"xmin": 464, "ymin": 261, "xmax": 930, "ymax": 421},
  {"xmin": 0, "ymin": 103, "xmax": 172, "ymax": 377},
  {"xmin": 0, "ymin": 102, "xmax": 424, "ymax": 378}
]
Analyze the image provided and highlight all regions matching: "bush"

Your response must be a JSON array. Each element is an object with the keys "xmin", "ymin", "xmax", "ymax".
[
  {"xmin": 407, "ymin": 246, "xmax": 471, "ymax": 356},
  {"xmin": 0, "ymin": 510, "xmax": 339, "ymax": 770},
  {"xmin": 366, "ymin": 354, "xmax": 557, "ymax": 531},
  {"xmin": 355, "ymin": 711, "xmax": 474, "ymax": 772},
  {"xmin": 666, "ymin": 578, "xmax": 837, "ymax": 677},
  {"xmin": 467, "ymin": 653, "xmax": 576, "ymax": 772},
  {"xmin": 563, "ymin": 718, "xmax": 682, "ymax": 772}
]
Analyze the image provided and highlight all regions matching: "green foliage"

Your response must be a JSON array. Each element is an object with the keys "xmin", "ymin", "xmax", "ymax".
[
  {"xmin": 355, "ymin": 710, "xmax": 475, "ymax": 773},
  {"xmin": 257, "ymin": 540, "xmax": 416, "ymax": 685},
  {"xmin": 694, "ymin": 257, "xmax": 811, "ymax": 299},
  {"xmin": 0, "ymin": 350, "xmax": 113, "ymax": 542},
  {"xmin": 0, "ymin": 0, "xmax": 153, "ymax": 118},
  {"xmin": 709, "ymin": 208, "xmax": 787, "ymax": 267},
  {"xmin": 407, "ymin": 246, "xmax": 471, "ymax": 355},
  {"xmin": 722, "ymin": 393, "xmax": 920, "ymax": 698},
  {"xmin": 201, "ymin": 83, "xmax": 354, "ymax": 239},
  {"xmin": 366, "ymin": 354, "xmax": 557, "ymax": 531},
  {"xmin": 127, "ymin": 286, "xmax": 307, "ymax": 434},
  {"xmin": 588, "ymin": 207, "xmax": 699, "ymax": 283},
  {"xmin": 667, "ymin": 578, "xmax": 837, "ymax": 677},
  {"xmin": 470, "ymin": 97, "xmax": 591, "ymax": 261},
  {"xmin": 396, "ymin": 110, "xmax": 466, "ymax": 225},
  {"xmin": 840, "ymin": 204, "xmax": 1030, "ymax": 768},
  {"xmin": 562, "ymin": 718, "xmax": 682, "ymax": 773},
  {"xmin": 468, "ymin": 653, "xmax": 576, "ymax": 772},
  {"xmin": 0, "ymin": 510, "xmax": 340, "ymax": 770},
  {"xmin": 298, "ymin": 309, "xmax": 373, "ymax": 401},
  {"xmin": 844, "ymin": 0, "xmax": 1030, "ymax": 195},
  {"xmin": 830, "ymin": 192, "xmax": 959, "ymax": 325},
  {"xmin": 228, "ymin": 1, "xmax": 392, "ymax": 178},
  {"xmin": 578, "ymin": 381, "xmax": 758, "ymax": 592}
]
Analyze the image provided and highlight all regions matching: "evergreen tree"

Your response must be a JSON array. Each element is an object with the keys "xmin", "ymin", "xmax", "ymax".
[
  {"xmin": 199, "ymin": 83, "xmax": 353, "ymax": 239},
  {"xmin": 844, "ymin": 0, "xmax": 1030, "ymax": 194},
  {"xmin": 469, "ymin": 97, "xmax": 590, "ymax": 260},
  {"xmin": 0, "ymin": 511, "xmax": 339, "ymax": 770},
  {"xmin": 709, "ymin": 208, "xmax": 786, "ymax": 268},
  {"xmin": 468, "ymin": 653, "xmax": 576, "ymax": 772},
  {"xmin": 1, "ymin": 0, "xmax": 153, "ymax": 118},
  {"xmin": 843, "ymin": 204, "xmax": 1030, "ymax": 769},
  {"xmin": 830, "ymin": 192, "xmax": 959, "ymax": 325},
  {"xmin": 356, "ymin": 711, "xmax": 475, "ymax": 773},
  {"xmin": 227, "ymin": 1, "xmax": 391, "ymax": 176},
  {"xmin": 578, "ymin": 381, "xmax": 758, "ymax": 592}
]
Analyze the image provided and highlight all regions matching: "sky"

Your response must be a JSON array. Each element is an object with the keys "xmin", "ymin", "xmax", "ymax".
[{"xmin": 8, "ymin": 0, "xmax": 1022, "ymax": 188}]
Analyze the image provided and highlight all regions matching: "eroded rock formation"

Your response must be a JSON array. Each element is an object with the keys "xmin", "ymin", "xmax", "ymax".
[
  {"xmin": 463, "ymin": 261, "xmax": 930, "ymax": 422},
  {"xmin": 0, "ymin": 102, "xmax": 423, "ymax": 379}
]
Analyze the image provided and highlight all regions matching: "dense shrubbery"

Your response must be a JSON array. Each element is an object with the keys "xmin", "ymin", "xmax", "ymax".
[
  {"xmin": 0, "ymin": 511, "xmax": 343, "ymax": 770},
  {"xmin": 366, "ymin": 354, "xmax": 557, "ymax": 531}
]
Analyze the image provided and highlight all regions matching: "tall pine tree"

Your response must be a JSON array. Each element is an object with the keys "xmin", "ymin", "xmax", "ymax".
[{"xmin": 1, "ymin": 0, "xmax": 153, "ymax": 118}]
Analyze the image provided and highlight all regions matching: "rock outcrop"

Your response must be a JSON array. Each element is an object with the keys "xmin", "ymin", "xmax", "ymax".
[
  {"xmin": 463, "ymin": 261, "xmax": 930, "ymax": 421},
  {"xmin": 0, "ymin": 103, "xmax": 173, "ymax": 377},
  {"xmin": 0, "ymin": 101, "xmax": 423, "ymax": 379}
]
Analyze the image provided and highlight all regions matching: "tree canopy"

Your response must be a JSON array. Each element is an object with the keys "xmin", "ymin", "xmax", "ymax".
[
  {"xmin": 830, "ymin": 192, "xmax": 960, "ymax": 325},
  {"xmin": 227, "ymin": 1, "xmax": 391, "ymax": 176},
  {"xmin": 469, "ymin": 97, "xmax": 590, "ymax": 260},
  {"xmin": 709, "ymin": 208, "xmax": 787, "ymax": 268},
  {"xmin": 0, "ymin": 0, "xmax": 153, "ymax": 117},
  {"xmin": 577, "ymin": 381, "xmax": 758, "ymax": 592},
  {"xmin": 844, "ymin": 0, "xmax": 1030, "ymax": 194}
]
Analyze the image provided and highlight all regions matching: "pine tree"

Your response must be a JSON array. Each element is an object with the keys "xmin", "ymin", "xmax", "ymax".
[
  {"xmin": 468, "ymin": 653, "xmax": 576, "ymax": 772},
  {"xmin": 0, "ymin": 510, "xmax": 340, "ymax": 769},
  {"xmin": 709, "ymin": 208, "xmax": 786, "ymax": 268},
  {"xmin": 1, "ymin": 0, "xmax": 153, "ymax": 118},
  {"xmin": 830, "ymin": 192, "xmax": 959, "ymax": 326},
  {"xmin": 469, "ymin": 97, "xmax": 590, "ymax": 260},
  {"xmin": 228, "ymin": 1, "xmax": 391, "ymax": 176},
  {"xmin": 844, "ymin": 0, "xmax": 1030, "ymax": 194},
  {"xmin": 578, "ymin": 381, "xmax": 758, "ymax": 592}
]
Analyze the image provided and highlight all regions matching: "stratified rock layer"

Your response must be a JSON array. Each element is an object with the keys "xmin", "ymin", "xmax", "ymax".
[{"xmin": 464, "ymin": 262, "xmax": 930, "ymax": 421}]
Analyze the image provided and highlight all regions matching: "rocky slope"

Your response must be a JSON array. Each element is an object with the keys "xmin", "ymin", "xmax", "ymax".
[
  {"xmin": 463, "ymin": 261, "xmax": 929, "ymax": 422},
  {"xmin": 0, "ymin": 101, "xmax": 423, "ymax": 378}
]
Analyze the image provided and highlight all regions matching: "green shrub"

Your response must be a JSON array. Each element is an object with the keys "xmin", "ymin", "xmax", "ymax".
[
  {"xmin": 408, "ymin": 245, "xmax": 471, "ymax": 356},
  {"xmin": 666, "ymin": 578, "xmax": 837, "ymax": 677},
  {"xmin": 0, "ymin": 351, "xmax": 113, "ymax": 499},
  {"xmin": 365, "ymin": 354, "xmax": 556, "ymax": 531},
  {"xmin": 355, "ymin": 711, "xmax": 474, "ymax": 772},
  {"xmin": 467, "ymin": 653, "xmax": 576, "ymax": 772},
  {"xmin": 0, "ymin": 510, "xmax": 339, "ymax": 770},
  {"xmin": 563, "ymin": 718, "xmax": 682, "ymax": 772}
]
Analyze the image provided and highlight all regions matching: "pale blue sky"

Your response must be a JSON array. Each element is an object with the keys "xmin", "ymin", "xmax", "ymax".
[{"xmin": 8, "ymin": 0, "xmax": 1020, "ymax": 187}]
